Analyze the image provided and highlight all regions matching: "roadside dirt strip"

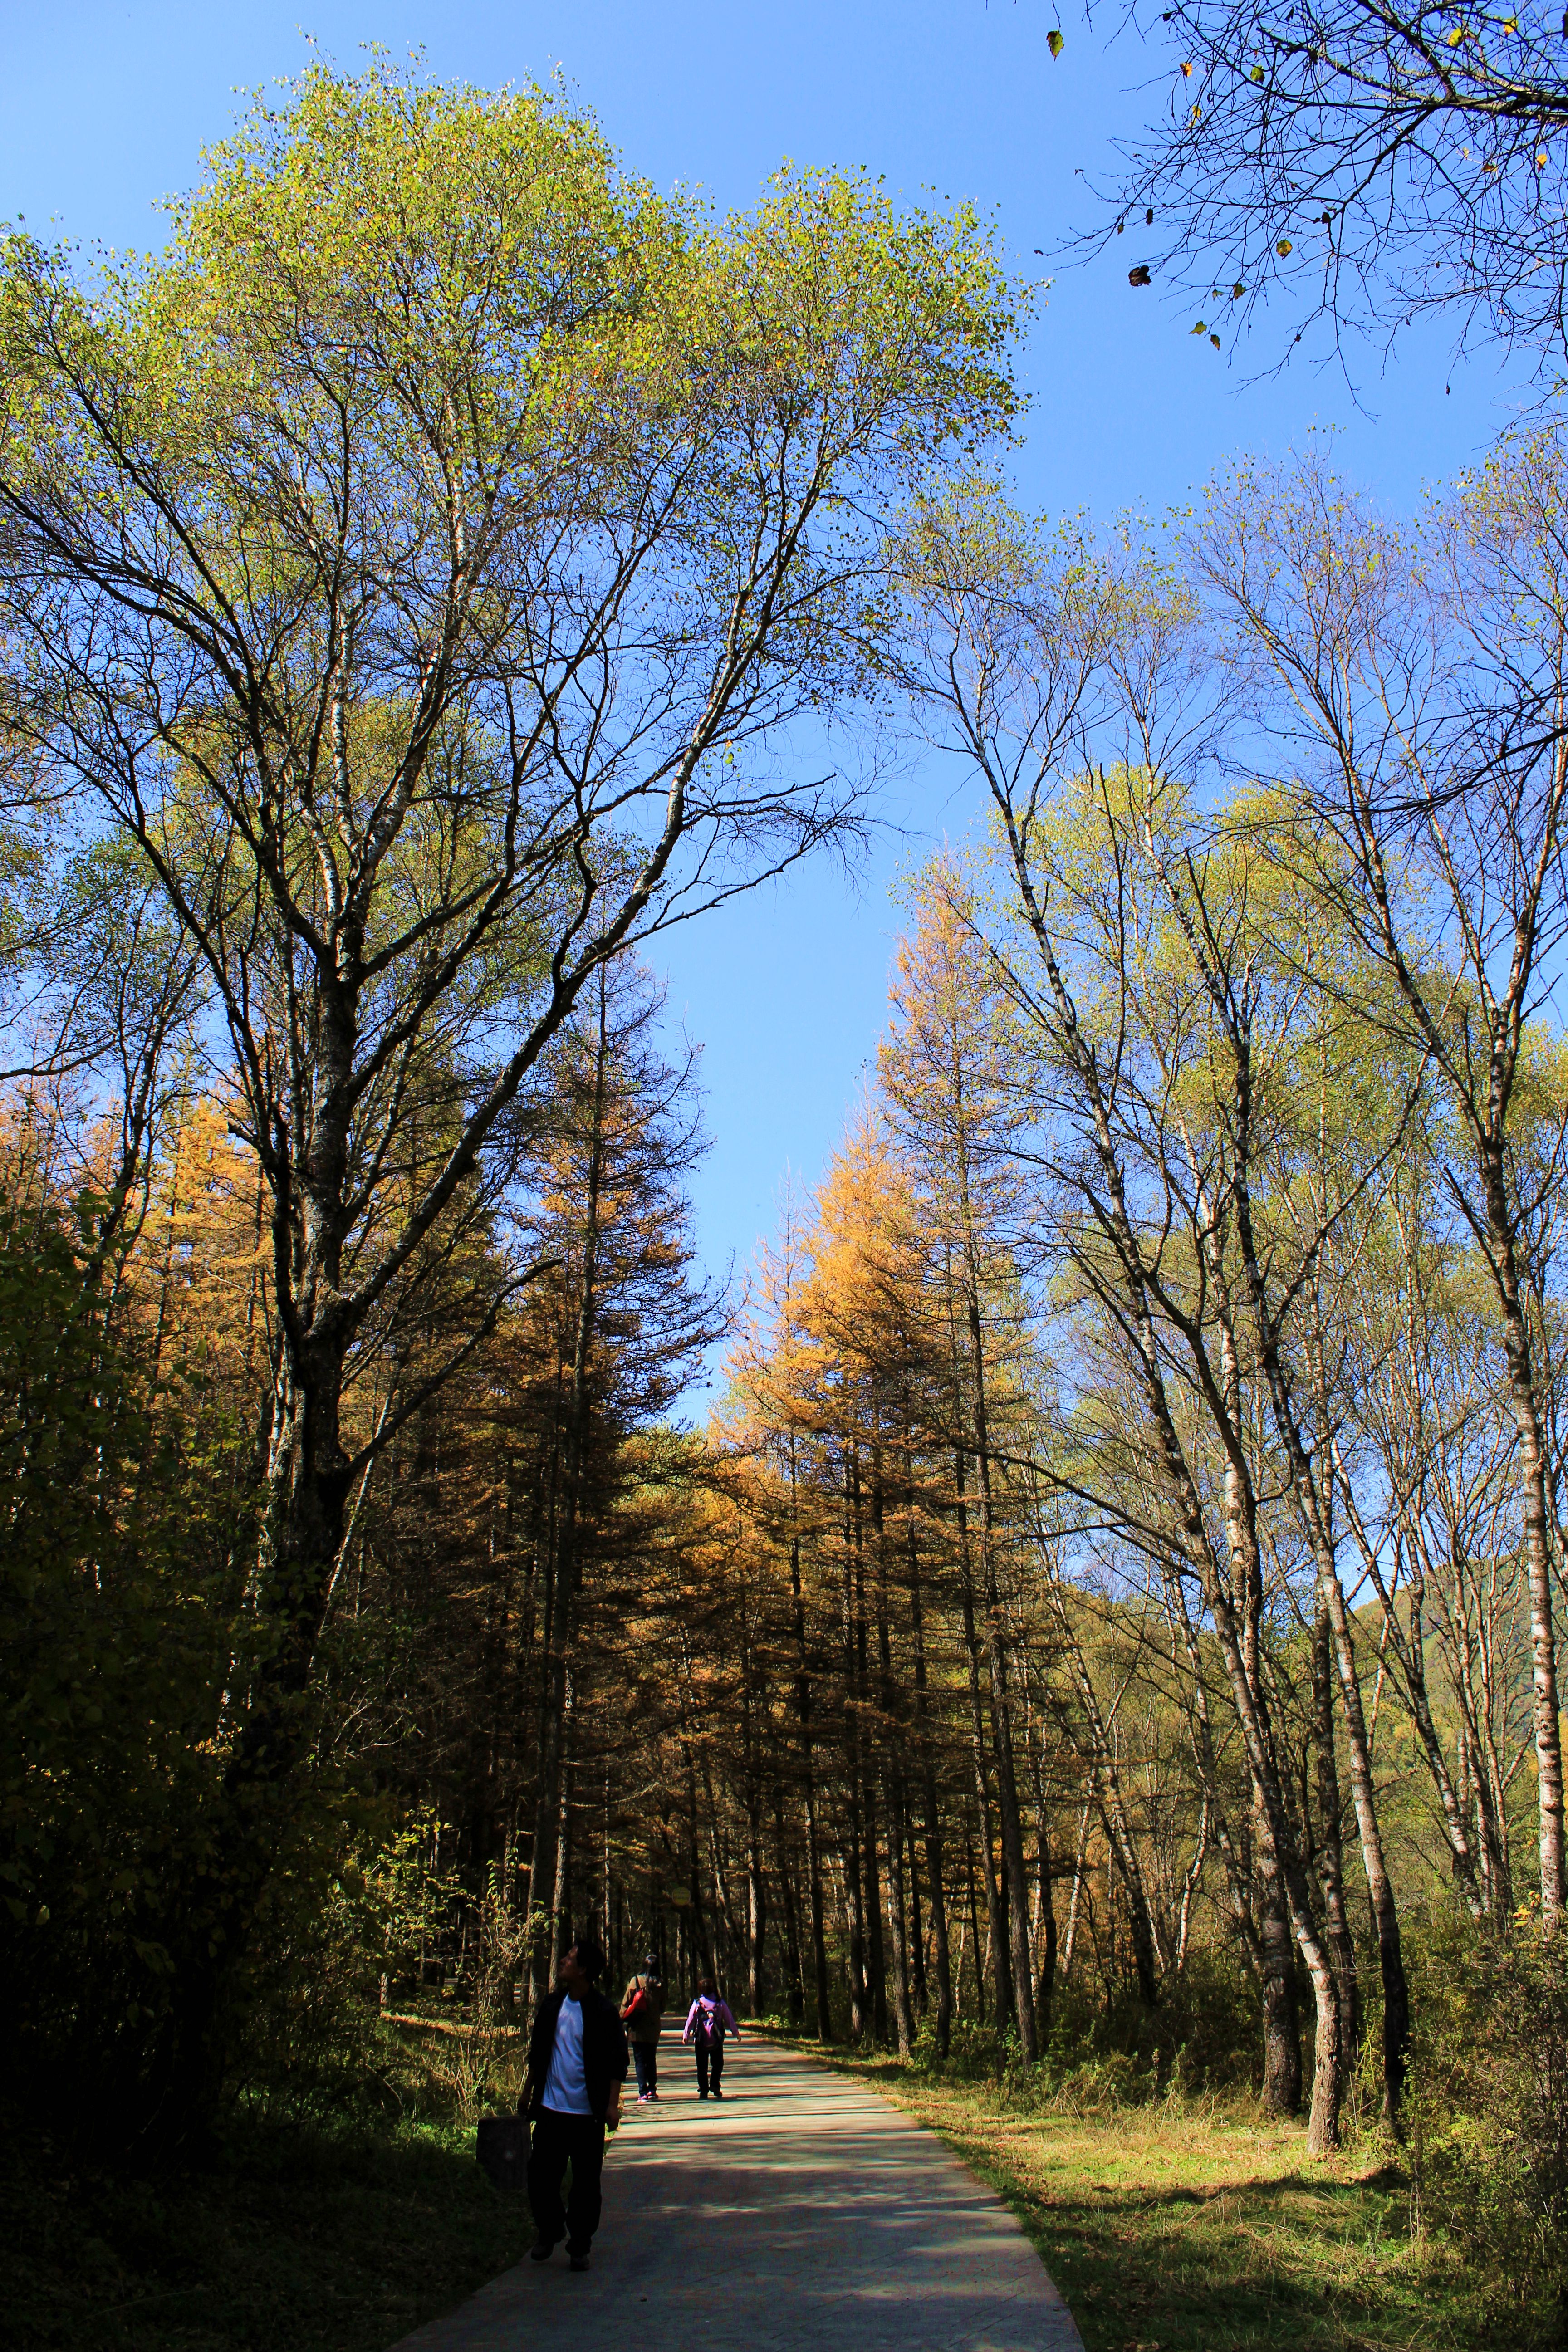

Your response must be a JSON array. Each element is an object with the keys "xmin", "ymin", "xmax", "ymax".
[{"xmin": 388, "ymin": 2033, "xmax": 1083, "ymax": 2352}]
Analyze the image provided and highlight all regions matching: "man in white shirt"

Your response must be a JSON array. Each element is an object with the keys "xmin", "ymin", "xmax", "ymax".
[{"xmin": 520, "ymin": 1934, "xmax": 628, "ymax": 2272}]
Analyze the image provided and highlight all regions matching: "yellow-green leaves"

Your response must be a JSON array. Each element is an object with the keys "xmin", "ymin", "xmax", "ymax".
[
  {"xmin": 141, "ymin": 62, "xmax": 690, "ymax": 485},
  {"xmin": 0, "ymin": 55, "xmax": 1024, "ymax": 1109}
]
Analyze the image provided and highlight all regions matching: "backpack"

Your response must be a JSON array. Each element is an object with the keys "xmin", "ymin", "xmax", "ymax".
[{"xmin": 623, "ymin": 1980, "xmax": 659, "ymax": 2032}]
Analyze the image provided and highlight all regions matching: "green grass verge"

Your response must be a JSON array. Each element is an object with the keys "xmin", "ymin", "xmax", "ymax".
[
  {"xmin": 786, "ymin": 2041, "xmax": 1539, "ymax": 2352},
  {"xmin": 6, "ymin": 2112, "xmax": 532, "ymax": 2352}
]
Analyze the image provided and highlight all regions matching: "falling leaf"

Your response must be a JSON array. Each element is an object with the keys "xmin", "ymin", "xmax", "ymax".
[
  {"xmin": 1210, "ymin": 333, "xmax": 1221, "ymax": 348},
  {"xmin": 1129, "ymin": 264, "xmax": 1153, "ymax": 285},
  {"xmin": 1251, "ymin": 62, "xmax": 1265, "ymax": 78},
  {"xmin": 1048, "ymin": 27, "xmax": 1065, "ymax": 56},
  {"xmin": 1181, "ymin": 58, "xmax": 1194, "ymax": 73},
  {"xmin": 1192, "ymin": 319, "xmax": 1207, "ymax": 333},
  {"xmin": 1276, "ymin": 237, "xmax": 1294, "ymax": 255},
  {"xmin": 1539, "ymin": 149, "xmax": 1550, "ymax": 165},
  {"xmin": 1232, "ymin": 281, "xmax": 1245, "ymax": 297},
  {"xmin": 1447, "ymin": 24, "xmax": 1464, "ymax": 43}
]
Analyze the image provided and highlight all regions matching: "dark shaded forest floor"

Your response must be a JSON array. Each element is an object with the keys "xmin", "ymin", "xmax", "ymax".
[
  {"xmin": 5, "ymin": 2110, "xmax": 529, "ymax": 2352},
  {"xmin": 805, "ymin": 2040, "xmax": 1541, "ymax": 2352}
]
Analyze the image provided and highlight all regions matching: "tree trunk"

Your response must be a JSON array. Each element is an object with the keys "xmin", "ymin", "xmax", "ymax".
[
  {"xmin": 907, "ymin": 1812, "xmax": 927, "ymax": 2014},
  {"xmin": 746, "ymin": 1811, "xmax": 767, "ymax": 2019},
  {"xmin": 524, "ymin": 977, "xmax": 610, "ymax": 2004},
  {"xmin": 1494, "ymin": 1232, "xmax": 1567, "ymax": 1922},
  {"xmin": 1318, "ymin": 1552, "xmax": 1409, "ymax": 2115},
  {"xmin": 884, "ymin": 1764, "xmax": 915, "ymax": 2058},
  {"xmin": 907, "ymin": 1499, "xmax": 953, "ymax": 2054},
  {"xmin": 1051, "ymin": 1592, "xmax": 1161, "ymax": 2008},
  {"xmin": 963, "ymin": 1808, "xmax": 988, "ymax": 2024},
  {"xmin": 862, "ymin": 1773, "xmax": 888, "ymax": 2044},
  {"xmin": 785, "ymin": 1512, "xmax": 832, "ymax": 2037},
  {"xmin": 772, "ymin": 1784, "xmax": 806, "ymax": 2028},
  {"xmin": 842, "ymin": 1452, "xmax": 870, "ymax": 2038},
  {"xmin": 1312, "ymin": 1602, "xmax": 1360, "ymax": 2071},
  {"xmin": 961, "ymin": 1235, "xmax": 1039, "ymax": 2059},
  {"xmin": 871, "ymin": 1451, "xmax": 912, "ymax": 2055},
  {"xmin": 1233, "ymin": 1151, "xmax": 1411, "ymax": 2120},
  {"xmin": 955, "ymin": 1454, "xmax": 1010, "ymax": 2030},
  {"xmin": 1255, "ymin": 1835, "xmax": 1303, "ymax": 2116}
]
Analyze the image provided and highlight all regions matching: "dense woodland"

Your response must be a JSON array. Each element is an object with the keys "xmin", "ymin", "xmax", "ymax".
[{"xmin": 4, "ymin": 49, "xmax": 1568, "ymax": 2345}]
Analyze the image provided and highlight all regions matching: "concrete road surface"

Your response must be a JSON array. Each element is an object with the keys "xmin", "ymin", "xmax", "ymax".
[{"xmin": 387, "ymin": 2033, "xmax": 1083, "ymax": 2352}]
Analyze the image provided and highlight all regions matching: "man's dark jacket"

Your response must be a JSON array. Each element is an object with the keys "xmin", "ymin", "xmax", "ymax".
[{"xmin": 522, "ymin": 1987, "xmax": 628, "ymax": 2125}]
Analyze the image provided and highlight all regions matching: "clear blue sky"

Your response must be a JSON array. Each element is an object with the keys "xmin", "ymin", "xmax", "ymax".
[{"xmin": 0, "ymin": 1, "xmax": 1529, "ymax": 1391}]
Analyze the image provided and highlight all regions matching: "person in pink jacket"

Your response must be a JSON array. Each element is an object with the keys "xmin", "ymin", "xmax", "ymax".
[{"xmin": 681, "ymin": 1975, "xmax": 740, "ymax": 2100}]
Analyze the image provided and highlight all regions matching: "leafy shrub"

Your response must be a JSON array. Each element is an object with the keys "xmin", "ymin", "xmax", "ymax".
[
  {"xmin": 0, "ymin": 1188, "xmax": 492, "ymax": 2143},
  {"xmin": 225, "ymin": 1810, "xmax": 516, "ymax": 2124},
  {"xmin": 1411, "ymin": 1913, "xmax": 1568, "ymax": 2330},
  {"xmin": 0, "ymin": 1199, "xmax": 238, "ymax": 2131},
  {"xmin": 902, "ymin": 1946, "xmax": 1260, "ymax": 2112},
  {"xmin": 914, "ymin": 2013, "xmax": 1006, "ymax": 2077},
  {"xmin": 407, "ymin": 1875, "xmax": 528, "ymax": 2120},
  {"xmin": 1041, "ymin": 1945, "xmax": 1261, "ymax": 2095}
]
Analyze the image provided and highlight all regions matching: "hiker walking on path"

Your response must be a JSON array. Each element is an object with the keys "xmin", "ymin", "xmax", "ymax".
[
  {"xmin": 682, "ymin": 1975, "xmax": 740, "ymax": 2101},
  {"xmin": 619, "ymin": 1952, "xmax": 665, "ymax": 2103},
  {"xmin": 519, "ymin": 1936, "xmax": 628, "ymax": 2274}
]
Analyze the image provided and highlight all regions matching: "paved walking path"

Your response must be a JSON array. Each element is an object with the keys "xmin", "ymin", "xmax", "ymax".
[{"xmin": 389, "ymin": 2033, "xmax": 1083, "ymax": 2352}]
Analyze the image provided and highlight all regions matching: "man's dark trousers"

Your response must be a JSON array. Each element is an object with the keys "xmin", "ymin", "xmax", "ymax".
[
  {"xmin": 695, "ymin": 2038, "xmax": 724, "ymax": 2096},
  {"xmin": 528, "ymin": 2109, "xmax": 606, "ymax": 2252}
]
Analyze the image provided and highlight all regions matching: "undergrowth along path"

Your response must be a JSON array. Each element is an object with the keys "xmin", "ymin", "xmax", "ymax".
[
  {"xmin": 828, "ymin": 2051, "xmax": 1505, "ymax": 2352},
  {"xmin": 388, "ymin": 2033, "xmax": 1083, "ymax": 2352}
]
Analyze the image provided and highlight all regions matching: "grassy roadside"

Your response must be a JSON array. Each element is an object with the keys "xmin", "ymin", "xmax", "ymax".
[
  {"xmin": 9, "ymin": 2021, "xmax": 1542, "ymax": 2352},
  {"xmin": 777, "ymin": 2039, "xmax": 1530, "ymax": 2352},
  {"xmin": 5, "ymin": 2111, "xmax": 530, "ymax": 2352}
]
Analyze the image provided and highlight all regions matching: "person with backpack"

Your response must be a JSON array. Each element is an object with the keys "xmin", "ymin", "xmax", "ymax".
[
  {"xmin": 519, "ymin": 1934, "xmax": 628, "ymax": 2274},
  {"xmin": 619, "ymin": 1952, "xmax": 664, "ymax": 2102},
  {"xmin": 681, "ymin": 1974, "xmax": 740, "ymax": 2100}
]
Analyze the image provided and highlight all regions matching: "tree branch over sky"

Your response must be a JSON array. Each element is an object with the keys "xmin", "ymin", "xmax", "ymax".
[{"xmin": 1079, "ymin": 0, "xmax": 1568, "ymax": 371}]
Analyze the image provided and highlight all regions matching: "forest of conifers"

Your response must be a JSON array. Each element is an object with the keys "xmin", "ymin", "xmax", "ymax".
[{"xmin": 3, "ymin": 55, "xmax": 1568, "ymax": 2335}]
